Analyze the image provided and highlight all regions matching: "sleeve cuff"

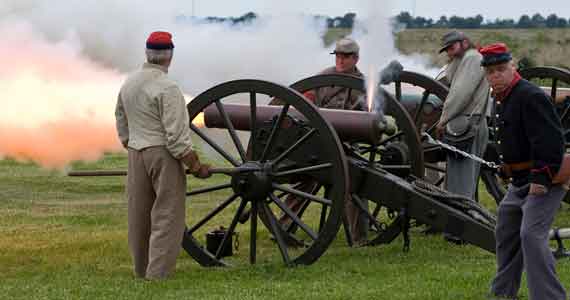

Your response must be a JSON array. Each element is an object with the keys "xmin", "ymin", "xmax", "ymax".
[
  {"xmin": 529, "ymin": 171, "xmax": 551, "ymax": 187},
  {"xmin": 177, "ymin": 145, "xmax": 195, "ymax": 160}
]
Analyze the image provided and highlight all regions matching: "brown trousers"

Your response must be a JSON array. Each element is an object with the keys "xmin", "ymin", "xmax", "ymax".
[{"xmin": 127, "ymin": 146, "xmax": 186, "ymax": 279}]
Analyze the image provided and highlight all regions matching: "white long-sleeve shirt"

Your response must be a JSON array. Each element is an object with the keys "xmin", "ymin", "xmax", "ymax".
[{"xmin": 115, "ymin": 63, "xmax": 193, "ymax": 159}]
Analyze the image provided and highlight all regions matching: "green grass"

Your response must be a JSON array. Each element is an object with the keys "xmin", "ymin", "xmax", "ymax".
[{"xmin": 1, "ymin": 154, "xmax": 570, "ymax": 299}]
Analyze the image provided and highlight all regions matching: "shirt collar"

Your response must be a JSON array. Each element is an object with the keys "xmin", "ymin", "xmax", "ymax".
[
  {"xmin": 492, "ymin": 71, "xmax": 521, "ymax": 102},
  {"xmin": 143, "ymin": 62, "xmax": 169, "ymax": 74}
]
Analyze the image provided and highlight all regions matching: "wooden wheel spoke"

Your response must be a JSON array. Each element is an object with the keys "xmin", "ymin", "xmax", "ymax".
[
  {"xmin": 272, "ymin": 183, "xmax": 332, "ymax": 206},
  {"xmin": 272, "ymin": 163, "xmax": 332, "ymax": 177},
  {"xmin": 261, "ymin": 202, "xmax": 291, "ymax": 265},
  {"xmin": 187, "ymin": 194, "xmax": 239, "ymax": 235},
  {"xmin": 269, "ymin": 193, "xmax": 318, "ymax": 240},
  {"xmin": 191, "ymin": 123, "xmax": 240, "ymax": 166},
  {"xmin": 187, "ymin": 183, "xmax": 232, "ymax": 196},
  {"xmin": 215, "ymin": 101, "xmax": 247, "ymax": 162},
  {"xmin": 215, "ymin": 198, "xmax": 248, "ymax": 259},
  {"xmin": 260, "ymin": 104, "xmax": 290, "ymax": 161}
]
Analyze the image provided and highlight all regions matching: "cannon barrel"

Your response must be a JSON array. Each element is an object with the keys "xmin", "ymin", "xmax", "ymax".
[{"xmin": 203, "ymin": 104, "xmax": 394, "ymax": 143}]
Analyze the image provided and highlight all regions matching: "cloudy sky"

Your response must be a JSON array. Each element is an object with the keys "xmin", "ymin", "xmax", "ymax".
[{"xmin": 189, "ymin": 0, "xmax": 569, "ymax": 20}]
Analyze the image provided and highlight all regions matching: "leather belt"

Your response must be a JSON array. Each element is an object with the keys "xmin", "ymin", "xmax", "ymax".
[{"xmin": 500, "ymin": 161, "xmax": 533, "ymax": 178}]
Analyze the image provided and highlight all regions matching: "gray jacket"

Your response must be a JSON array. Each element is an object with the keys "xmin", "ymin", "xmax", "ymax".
[
  {"xmin": 439, "ymin": 48, "xmax": 490, "ymax": 126},
  {"xmin": 115, "ymin": 63, "xmax": 193, "ymax": 159}
]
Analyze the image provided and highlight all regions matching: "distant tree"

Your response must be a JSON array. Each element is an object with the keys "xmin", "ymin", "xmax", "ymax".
[
  {"xmin": 434, "ymin": 16, "xmax": 449, "ymax": 28},
  {"xmin": 504, "ymin": 19, "xmax": 516, "ymax": 28},
  {"xmin": 557, "ymin": 18, "xmax": 568, "ymax": 28},
  {"xmin": 412, "ymin": 16, "xmax": 433, "ymax": 28},
  {"xmin": 475, "ymin": 14, "xmax": 484, "ymax": 27},
  {"xmin": 448, "ymin": 15, "xmax": 465, "ymax": 28},
  {"xmin": 231, "ymin": 12, "xmax": 257, "ymax": 24},
  {"xmin": 343, "ymin": 13, "xmax": 356, "ymax": 28},
  {"xmin": 517, "ymin": 14, "xmax": 532, "ymax": 28},
  {"xmin": 546, "ymin": 14, "xmax": 559, "ymax": 28},
  {"xmin": 531, "ymin": 13, "xmax": 546, "ymax": 27},
  {"xmin": 463, "ymin": 14, "xmax": 483, "ymax": 28},
  {"xmin": 395, "ymin": 11, "xmax": 414, "ymax": 28},
  {"xmin": 486, "ymin": 18, "xmax": 516, "ymax": 28}
]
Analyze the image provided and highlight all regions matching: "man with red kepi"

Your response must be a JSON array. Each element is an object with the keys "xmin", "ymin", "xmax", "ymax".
[
  {"xmin": 482, "ymin": 43, "xmax": 567, "ymax": 300},
  {"xmin": 116, "ymin": 31, "xmax": 210, "ymax": 280}
]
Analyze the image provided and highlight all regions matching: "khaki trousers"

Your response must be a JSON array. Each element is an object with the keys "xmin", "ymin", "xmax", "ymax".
[{"xmin": 127, "ymin": 146, "xmax": 186, "ymax": 279}]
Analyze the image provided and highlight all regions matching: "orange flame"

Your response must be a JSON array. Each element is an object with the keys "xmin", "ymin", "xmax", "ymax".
[
  {"xmin": 192, "ymin": 112, "xmax": 206, "ymax": 128},
  {"xmin": 0, "ymin": 20, "xmax": 124, "ymax": 168},
  {"xmin": 0, "ymin": 119, "xmax": 122, "ymax": 169},
  {"xmin": 366, "ymin": 65, "xmax": 378, "ymax": 112}
]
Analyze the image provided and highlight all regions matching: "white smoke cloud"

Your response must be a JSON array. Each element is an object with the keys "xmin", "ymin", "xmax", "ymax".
[
  {"xmin": 2, "ymin": 0, "xmax": 436, "ymax": 93},
  {"xmin": 0, "ymin": 0, "xmax": 438, "ymax": 168}
]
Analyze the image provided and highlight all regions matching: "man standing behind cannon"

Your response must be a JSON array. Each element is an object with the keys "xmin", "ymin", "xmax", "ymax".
[
  {"xmin": 434, "ymin": 31, "xmax": 490, "ymax": 242},
  {"xmin": 482, "ymin": 43, "xmax": 567, "ymax": 300},
  {"xmin": 274, "ymin": 37, "xmax": 368, "ymax": 244},
  {"xmin": 115, "ymin": 31, "xmax": 210, "ymax": 280},
  {"xmin": 303, "ymin": 37, "xmax": 365, "ymax": 110}
]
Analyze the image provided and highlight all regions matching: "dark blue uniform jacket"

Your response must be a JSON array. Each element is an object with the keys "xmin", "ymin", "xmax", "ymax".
[{"xmin": 495, "ymin": 79, "xmax": 565, "ymax": 187}]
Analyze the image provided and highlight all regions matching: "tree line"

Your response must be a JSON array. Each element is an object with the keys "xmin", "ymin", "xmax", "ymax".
[
  {"xmin": 177, "ymin": 11, "xmax": 570, "ymax": 29},
  {"xmin": 395, "ymin": 11, "xmax": 570, "ymax": 29}
]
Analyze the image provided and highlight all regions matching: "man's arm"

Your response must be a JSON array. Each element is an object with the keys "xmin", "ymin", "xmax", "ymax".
[
  {"xmin": 523, "ymin": 91, "xmax": 565, "ymax": 188},
  {"xmin": 114, "ymin": 93, "xmax": 129, "ymax": 148},
  {"xmin": 159, "ymin": 84, "xmax": 210, "ymax": 178},
  {"xmin": 158, "ymin": 84, "xmax": 194, "ymax": 159},
  {"xmin": 439, "ymin": 53, "xmax": 485, "ymax": 125}
]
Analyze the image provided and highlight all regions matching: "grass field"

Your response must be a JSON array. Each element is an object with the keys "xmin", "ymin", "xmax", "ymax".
[{"xmin": 2, "ymin": 152, "xmax": 570, "ymax": 300}]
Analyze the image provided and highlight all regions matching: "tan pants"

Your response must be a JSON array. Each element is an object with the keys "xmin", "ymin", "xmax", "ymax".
[{"xmin": 127, "ymin": 146, "xmax": 186, "ymax": 279}]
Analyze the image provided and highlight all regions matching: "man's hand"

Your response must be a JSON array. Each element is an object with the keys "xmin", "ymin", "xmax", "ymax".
[
  {"xmin": 181, "ymin": 150, "xmax": 211, "ymax": 178},
  {"xmin": 181, "ymin": 150, "xmax": 201, "ymax": 172},
  {"xmin": 529, "ymin": 183, "xmax": 548, "ymax": 196},
  {"xmin": 435, "ymin": 123, "xmax": 445, "ymax": 139},
  {"xmin": 194, "ymin": 164, "xmax": 211, "ymax": 179}
]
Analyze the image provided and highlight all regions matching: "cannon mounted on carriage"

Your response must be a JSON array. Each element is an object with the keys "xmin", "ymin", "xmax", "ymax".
[{"xmin": 68, "ymin": 64, "xmax": 570, "ymax": 266}]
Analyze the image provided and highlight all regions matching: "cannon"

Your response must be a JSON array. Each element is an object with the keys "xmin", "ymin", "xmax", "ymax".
[
  {"xmin": 179, "ymin": 78, "xmax": 497, "ymax": 267},
  {"xmin": 180, "ymin": 65, "xmax": 570, "ymax": 266},
  {"xmin": 287, "ymin": 72, "xmax": 503, "ymax": 205},
  {"xmin": 68, "ymin": 64, "xmax": 570, "ymax": 267}
]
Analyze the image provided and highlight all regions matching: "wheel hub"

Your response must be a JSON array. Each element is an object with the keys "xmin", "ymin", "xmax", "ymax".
[{"xmin": 231, "ymin": 161, "xmax": 272, "ymax": 201}]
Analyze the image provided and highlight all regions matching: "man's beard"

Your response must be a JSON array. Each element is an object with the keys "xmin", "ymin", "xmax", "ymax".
[{"xmin": 447, "ymin": 48, "xmax": 466, "ymax": 62}]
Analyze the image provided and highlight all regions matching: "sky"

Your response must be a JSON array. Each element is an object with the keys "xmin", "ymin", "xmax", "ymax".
[{"xmin": 188, "ymin": 0, "xmax": 570, "ymax": 20}]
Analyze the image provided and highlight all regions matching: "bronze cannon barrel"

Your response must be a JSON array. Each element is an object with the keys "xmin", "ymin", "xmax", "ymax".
[{"xmin": 203, "ymin": 104, "xmax": 392, "ymax": 143}]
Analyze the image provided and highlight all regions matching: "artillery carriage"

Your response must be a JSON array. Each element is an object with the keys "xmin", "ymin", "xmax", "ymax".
[
  {"xmin": 178, "ymin": 77, "xmax": 496, "ymax": 267},
  {"xmin": 69, "ymin": 65, "xmax": 570, "ymax": 267}
]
